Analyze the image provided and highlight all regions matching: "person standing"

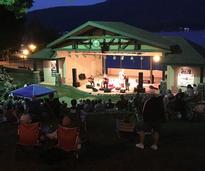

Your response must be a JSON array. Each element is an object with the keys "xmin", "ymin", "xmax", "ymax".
[{"xmin": 136, "ymin": 87, "xmax": 164, "ymax": 150}]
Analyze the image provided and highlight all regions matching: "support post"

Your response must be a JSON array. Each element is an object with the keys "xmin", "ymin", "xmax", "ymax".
[
  {"xmin": 150, "ymin": 57, "xmax": 153, "ymax": 84},
  {"xmin": 200, "ymin": 67, "xmax": 204, "ymax": 83}
]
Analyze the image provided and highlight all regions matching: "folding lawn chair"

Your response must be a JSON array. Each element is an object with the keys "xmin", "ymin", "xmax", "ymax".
[
  {"xmin": 16, "ymin": 122, "xmax": 41, "ymax": 159},
  {"xmin": 56, "ymin": 126, "xmax": 80, "ymax": 159},
  {"xmin": 18, "ymin": 122, "xmax": 41, "ymax": 146}
]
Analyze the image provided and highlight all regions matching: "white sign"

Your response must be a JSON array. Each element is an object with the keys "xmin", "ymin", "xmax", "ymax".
[{"xmin": 177, "ymin": 73, "xmax": 194, "ymax": 87}]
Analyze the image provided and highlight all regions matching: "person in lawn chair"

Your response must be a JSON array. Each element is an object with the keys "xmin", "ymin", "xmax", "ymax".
[{"xmin": 46, "ymin": 115, "xmax": 81, "ymax": 151}]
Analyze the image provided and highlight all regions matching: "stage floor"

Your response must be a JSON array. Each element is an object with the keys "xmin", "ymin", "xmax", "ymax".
[{"xmin": 78, "ymin": 75, "xmax": 160, "ymax": 95}]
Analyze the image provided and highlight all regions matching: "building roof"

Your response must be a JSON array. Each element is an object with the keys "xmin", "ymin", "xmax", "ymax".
[
  {"xmin": 47, "ymin": 21, "xmax": 174, "ymax": 50},
  {"xmin": 29, "ymin": 48, "xmax": 56, "ymax": 60},
  {"xmin": 164, "ymin": 36, "xmax": 205, "ymax": 66}
]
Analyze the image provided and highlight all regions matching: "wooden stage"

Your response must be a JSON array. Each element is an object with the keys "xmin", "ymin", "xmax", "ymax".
[{"xmin": 77, "ymin": 75, "xmax": 160, "ymax": 95}]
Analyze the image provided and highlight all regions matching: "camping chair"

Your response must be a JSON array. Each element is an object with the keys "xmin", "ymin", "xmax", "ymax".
[
  {"xmin": 18, "ymin": 122, "xmax": 41, "ymax": 146},
  {"xmin": 56, "ymin": 126, "xmax": 80, "ymax": 159},
  {"xmin": 16, "ymin": 122, "xmax": 41, "ymax": 158}
]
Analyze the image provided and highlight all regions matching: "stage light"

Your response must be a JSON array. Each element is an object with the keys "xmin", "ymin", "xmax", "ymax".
[
  {"xmin": 121, "ymin": 56, "xmax": 124, "ymax": 60},
  {"xmin": 113, "ymin": 56, "xmax": 116, "ymax": 60},
  {"xmin": 140, "ymin": 56, "xmax": 144, "ymax": 61},
  {"xmin": 130, "ymin": 56, "xmax": 134, "ymax": 60},
  {"xmin": 153, "ymin": 55, "xmax": 161, "ymax": 63}
]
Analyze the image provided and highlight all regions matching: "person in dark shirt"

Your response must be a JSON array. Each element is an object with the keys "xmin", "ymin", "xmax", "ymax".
[
  {"xmin": 136, "ymin": 87, "xmax": 164, "ymax": 150},
  {"xmin": 116, "ymin": 95, "xmax": 128, "ymax": 111}
]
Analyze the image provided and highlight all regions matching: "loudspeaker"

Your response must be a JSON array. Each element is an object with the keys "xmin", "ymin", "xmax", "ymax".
[
  {"xmin": 120, "ymin": 89, "xmax": 126, "ymax": 93},
  {"xmin": 79, "ymin": 73, "xmax": 86, "ymax": 80},
  {"xmin": 86, "ymin": 84, "xmax": 93, "ymax": 89},
  {"xmin": 72, "ymin": 68, "xmax": 77, "ymax": 86},
  {"xmin": 104, "ymin": 88, "xmax": 111, "ymax": 93},
  {"xmin": 73, "ymin": 82, "xmax": 80, "ymax": 87},
  {"xmin": 138, "ymin": 72, "xmax": 143, "ymax": 89},
  {"xmin": 92, "ymin": 87, "xmax": 98, "ymax": 92}
]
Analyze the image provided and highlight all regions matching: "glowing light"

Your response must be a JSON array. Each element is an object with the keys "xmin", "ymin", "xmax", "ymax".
[
  {"xmin": 113, "ymin": 56, "xmax": 116, "ymax": 60},
  {"xmin": 130, "ymin": 56, "xmax": 134, "ymax": 60},
  {"xmin": 22, "ymin": 49, "xmax": 30, "ymax": 56},
  {"xmin": 28, "ymin": 44, "xmax": 37, "ymax": 52},
  {"xmin": 121, "ymin": 56, "xmax": 124, "ymax": 60},
  {"xmin": 153, "ymin": 55, "xmax": 161, "ymax": 63}
]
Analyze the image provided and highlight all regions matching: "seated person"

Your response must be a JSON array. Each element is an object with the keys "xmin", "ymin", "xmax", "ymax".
[
  {"xmin": 19, "ymin": 113, "xmax": 32, "ymax": 124},
  {"xmin": 46, "ymin": 115, "xmax": 74, "ymax": 140}
]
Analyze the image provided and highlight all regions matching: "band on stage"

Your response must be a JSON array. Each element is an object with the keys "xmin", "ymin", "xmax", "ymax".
[{"xmin": 88, "ymin": 70, "xmax": 130, "ymax": 91}]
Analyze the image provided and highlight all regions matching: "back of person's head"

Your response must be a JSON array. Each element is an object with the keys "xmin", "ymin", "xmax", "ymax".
[
  {"xmin": 61, "ymin": 115, "xmax": 71, "ymax": 127},
  {"xmin": 120, "ymin": 95, "xmax": 124, "ymax": 100},
  {"xmin": 71, "ymin": 99, "xmax": 77, "ymax": 107},
  {"xmin": 187, "ymin": 84, "xmax": 193, "ymax": 89},
  {"xmin": 20, "ymin": 114, "xmax": 32, "ymax": 124},
  {"xmin": 98, "ymin": 99, "xmax": 102, "ymax": 103},
  {"xmin": 178, "ymin": 88, "xmax": 182, "ymax": 93}
]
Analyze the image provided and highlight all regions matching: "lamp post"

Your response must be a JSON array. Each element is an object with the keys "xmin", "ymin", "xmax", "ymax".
[
  {"xmin": 22, "ymin": 49, "xmax": 29, "ymax": 68},
  {"xmin": 28, "ymin": 44, "xmax": 37, "ymax": 52}
]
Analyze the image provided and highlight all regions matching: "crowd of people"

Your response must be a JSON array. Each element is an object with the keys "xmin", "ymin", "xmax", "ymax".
[{"xmin": 0, "ymin": 82, "xmax": 204, "ymax": 151}]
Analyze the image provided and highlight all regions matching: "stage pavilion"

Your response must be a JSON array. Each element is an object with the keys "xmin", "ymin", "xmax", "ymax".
[{"xmin": 30, "ymin": 21, "xmax": 205, "ymax": 94}]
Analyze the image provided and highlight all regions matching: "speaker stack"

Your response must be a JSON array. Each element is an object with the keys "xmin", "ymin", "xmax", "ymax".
[
  {"xmin": 104, "ymin": 88, "xmax": 111, "ymax": 93},
  {"xmin": 72, "ymin": 68, "xmax": 80, "ymax": 87},
  {"xmin": 135, "ymin": 72, "xmax": 145, "ymax": 93}
]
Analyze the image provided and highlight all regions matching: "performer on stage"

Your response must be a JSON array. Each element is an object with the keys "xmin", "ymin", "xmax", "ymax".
[
  {"xmin": 88, "ymin": 75, "xmax": 95, "ymax": 87},
  {"xmin": 102, "ymin": 74, "xmax": 109, "ymax": 89},
  {"xmin": 124, "ymin": 75, "xmax": 130, "ymax": 91},
  {"xmin": 119, "ymin": 69, "xmax": 125, "ymax": 88},
  {"xmin": 119, "ymin": 69, "xmax": 125, "ymax": 80}
]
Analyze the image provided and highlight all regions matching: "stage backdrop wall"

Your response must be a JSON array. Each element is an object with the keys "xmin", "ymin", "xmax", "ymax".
[
  {"xmin": 57, "ymin": 51, "xmax": 103, "ymax": 85},
  {"xmin": 105, "ymin": 56, "xmax": 162, "ymax": 71}
]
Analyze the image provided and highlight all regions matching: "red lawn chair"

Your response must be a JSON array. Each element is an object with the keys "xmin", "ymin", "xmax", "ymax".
[
  {"xmin": 56, "ymin": 126, "xmax": 80, "ymax": 158},
  {"xmin": 18, "ymin": 122, "xmax": 41, "ymax": 146}
]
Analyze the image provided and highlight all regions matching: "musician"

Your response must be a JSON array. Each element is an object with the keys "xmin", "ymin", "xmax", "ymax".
[
  {"xmin": 124, "ymin": 75, "xmax": 130, "ymax": 91},
  {"xmin": 88, "ymin": 75, "xmax": 95, "ymax": 87},
  {"xmin": 119, "ymin": 69, "xmax": 125, "ymax": 81},
  {"xmin": 103, "ymin": 75, "xmax": 109, "ymax": 89}
]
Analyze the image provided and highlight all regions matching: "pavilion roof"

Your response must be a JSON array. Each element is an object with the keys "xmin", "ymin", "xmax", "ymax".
[
  {"xmin": 47, "ymin": 21, "xmax": 174, "ymax": 50},
  {"xmin": 29, "ymin": 48, "xmax": 56, "ymax": 60},
  {"xmin": 164, "ymin": 36, "xmax": 205, "ymax": 66}
]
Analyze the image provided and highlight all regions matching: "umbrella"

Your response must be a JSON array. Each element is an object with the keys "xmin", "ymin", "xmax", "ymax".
[{"xmin": 11, "ymin": 84, "xmax": 56, "ymax": 99}]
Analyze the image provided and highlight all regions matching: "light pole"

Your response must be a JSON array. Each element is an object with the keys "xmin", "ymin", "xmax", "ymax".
[{"xmin": 22, "ymin": 49, "xmax": 29, "ymax": 68}]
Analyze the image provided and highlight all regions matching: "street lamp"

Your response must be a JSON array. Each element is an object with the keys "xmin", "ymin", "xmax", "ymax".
[
  {"xmin": 28, "ymin": 44, "xmax": 37, "ymax": 52},
  {"xmin": 22, "ymin": 49, "xmax": 30, "ymax": 68}
]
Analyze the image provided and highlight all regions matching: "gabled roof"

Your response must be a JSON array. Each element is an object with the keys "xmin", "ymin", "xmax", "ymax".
[
  {"xmin": 29, "ymin": 48, "xmax": 56, "ymax": 60},
  {"xmin": 164, "ymin": 36, "xmax": 205, "ymax": 66},
  {"xmin": 47, "ymin": 21, "xmax": 174, "ymax": 50}
]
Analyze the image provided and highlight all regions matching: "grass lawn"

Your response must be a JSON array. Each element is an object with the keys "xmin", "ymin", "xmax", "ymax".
[
  {"xmin": 0, "ymin": 115, "xmax": 205, "ymax": 171},
  {"xmin": 44, "ymin": 85, "xmax": 123, "ymax": 104}
]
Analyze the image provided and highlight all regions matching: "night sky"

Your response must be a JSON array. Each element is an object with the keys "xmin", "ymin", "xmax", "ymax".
[{"xmin": 30, "ymin": 0, "xmax": 106, "ymax": 11}]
